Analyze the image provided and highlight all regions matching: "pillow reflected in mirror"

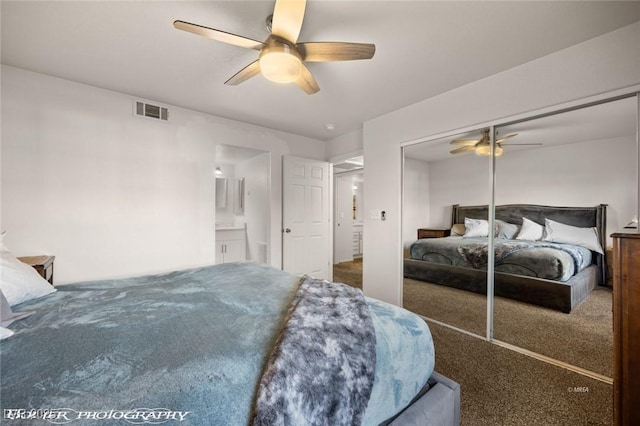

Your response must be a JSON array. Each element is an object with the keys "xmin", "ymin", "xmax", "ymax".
[
  {"xmin": 543, "ymin": 218, "xmax": 604, "ymax": 254},
  {"xmin": 516, "ymin": 217, "xmax": 544, "ymax": 241},
  {"xmin": 464, "ymin": 218, "xmax": 489, "ymax": 238},
  {"xmin": 451, "ymin": 223, "xmax": 466, "ymax": 236},
  {"xmin": 495, "ymin": 220, "xmax": 520, "ymax": 239}
]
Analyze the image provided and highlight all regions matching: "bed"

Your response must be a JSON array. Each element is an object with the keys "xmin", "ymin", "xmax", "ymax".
[
  {"xmin": 404, "ymin": 204, "xmax": 607, "ymax": 313},
  {"xmin": 0, "ymin": 261, "xmax": 460, "ymax": 426}
]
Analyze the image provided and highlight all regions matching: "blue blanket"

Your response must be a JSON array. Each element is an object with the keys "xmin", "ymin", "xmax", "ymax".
[{"xmin": 1, "ymin": 263, "xmax": 434, "ymax": 425}]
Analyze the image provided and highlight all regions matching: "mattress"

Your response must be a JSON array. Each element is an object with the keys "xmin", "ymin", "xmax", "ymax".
[
  {"xmin": 0, "ymin": 263, "xmax": 434, "ymax": 425},
  {"xmin": 409, "ymin": 236, "xmax": 592, "ymax": 282}
]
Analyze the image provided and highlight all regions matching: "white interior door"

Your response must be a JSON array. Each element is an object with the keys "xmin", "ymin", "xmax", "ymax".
[{"xmin": 282, "ymin": 156, "xmax": 330, "ymax": 279}]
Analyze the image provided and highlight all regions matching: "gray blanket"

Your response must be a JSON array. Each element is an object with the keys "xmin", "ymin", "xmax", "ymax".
[
  {"xmin": 456, "ymin": 240, "xmax": 588, "ymax": 274},
  {"xmin": 457, "ymin": 241, "xmax": 531, "ymax": 269},
  {"xmin": 253, "ymin": 276, "xmax": 377, "ymax": 426},
  {"xmin": 411, "ymin": 236, "xmax": 592, "ymax": 281}
]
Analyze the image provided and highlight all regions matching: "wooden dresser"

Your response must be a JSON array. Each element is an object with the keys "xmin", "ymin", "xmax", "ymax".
[{"xmin": 611, "ymin": 231, "xmax": 640, "ymax": 426}]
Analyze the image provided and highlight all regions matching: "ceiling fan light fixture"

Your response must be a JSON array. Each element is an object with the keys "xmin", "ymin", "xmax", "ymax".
[
  {"xmin": 475, "ymin": 145, "xmax": 503, "ymax": 157},
  {"xmin": 175, "ymin": 1, "xmax": 375, "ymax": 94},
  {"xmin": 475, "ymin": 145, "xmax": 491, "ymax": 156},
  {"xmin": 259, "ymin": 44, "xmax": 301, "ymax": 84}
]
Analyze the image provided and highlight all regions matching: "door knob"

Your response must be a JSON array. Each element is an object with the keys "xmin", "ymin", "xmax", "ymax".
[{"xmin": 284, "ymin": 228, "xmax": 291, "ymax": 233}]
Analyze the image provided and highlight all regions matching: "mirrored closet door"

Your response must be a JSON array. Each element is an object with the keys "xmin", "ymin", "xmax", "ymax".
[
  {"xmin": 491, "ymin": 96, "xmax": 638, "ymax": 379},
  {"xmin": 402, "ymin": 129, "xmax": 492, "ymax": 336}
]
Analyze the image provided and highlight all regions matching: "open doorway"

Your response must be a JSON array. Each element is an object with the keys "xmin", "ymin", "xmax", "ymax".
[
  {"xmin": 215, "ymin": 144, "xmax": 270, "ymax": 265},
  {"xmin": 332, "ymin": 155, "xmax": 364, "ymax": 288}
]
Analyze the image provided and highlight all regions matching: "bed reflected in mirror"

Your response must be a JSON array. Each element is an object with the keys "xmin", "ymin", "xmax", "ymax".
[
  {"xmin": 402, "ymin": 129, "xmax": 491, "ymax": 337},
  {"xmin": 491, "ymin": 96, "xmax": 638, "ymax": 379}
]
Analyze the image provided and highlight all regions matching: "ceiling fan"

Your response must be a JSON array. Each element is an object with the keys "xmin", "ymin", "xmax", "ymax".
[
  {"xmin": 173, "ymin": 0, "xmax": 375, "ymax": 95},
  {"xmin": 449, "ymin": 129, "xmax": 542, "ymax": 156}
]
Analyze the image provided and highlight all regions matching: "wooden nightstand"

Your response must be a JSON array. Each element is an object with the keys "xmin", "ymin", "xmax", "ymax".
[
  {"xmin": 417, "ymin": 228, "xmax": 451, "ymax": 239},
  {"xmin": 18, "ymin": 255, "xmax": 55, "ymax": 285},
  {"xmin": 605, "ymin": 246, "xmax": 614, "ymax": 288}
]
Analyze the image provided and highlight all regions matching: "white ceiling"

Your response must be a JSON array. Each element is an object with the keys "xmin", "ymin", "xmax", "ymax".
[
  {"xmin": 2, "ymin": 1, "xmax": 639, "ymax": 141},
  {"xmin": 404, "ymin": 96, "xmax": 638, "ymax": 162}
]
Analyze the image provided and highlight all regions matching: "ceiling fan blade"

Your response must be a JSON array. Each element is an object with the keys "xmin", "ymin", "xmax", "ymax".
[
  {"xmin": 501, "ymin": 143, "xmax": 544, "ymax": 146},
  {"xmin": 294, "ymin": 63, "xmax": 319, "ymax": 95},
  {"xmin": 450, "ymin": 139, "xmax": 480, "ymax": 146},
  {"xmin": 173, "ymin": 20, "xmax": 264, "ymax": 50},
  {"xmin": 450, "ymin": 146, "xmax": 476, "ymax": 155},
  {"xmin": 271, "ymin": 0, "xmax": 307, "ymax": 44},
  {"xmin": 225, "ymin": 60, "xmax": 261, "ymax": 86},
  {"xmin": 297, "ymin": 42, "xmax": 376, "ymax": 62},
  {"xmin": 495, "ymin": 133, "xmax": 518, "ymax": 144}
]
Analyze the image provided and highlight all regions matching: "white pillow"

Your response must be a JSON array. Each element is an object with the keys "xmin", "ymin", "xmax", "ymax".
[
  {"xmin": 464, "ymin": 218, "xmax": 489, "ymax": 237},
  {"xmin": 0, "ymin": 326, "xmax": 14, "ymax": 340},
  {"xmin": 495, "ymin": 220, "xmax": 520, "ymax": 239},
  {"xmin": 516, "ymin": 217, "xmax": 544, "ymax": 241},
  {"xmin": 0, "ymin": 231, "xmax": 9, "ymax": 252},
  {"xmin": 1, "ymin": 288, "xmax": 34, "ymax": 327},
  {"xmin": 0, "ymin": 250, "xmax": 56, "ymax": 307},
  {"xmin": 543, "ymin": 218, "xmax": 604, "ymax": 254}
]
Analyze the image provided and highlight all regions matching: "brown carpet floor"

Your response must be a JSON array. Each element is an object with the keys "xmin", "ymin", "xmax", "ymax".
[
  {"xmin": 404, "ymin": 278, "xmax": 486, "ymax": 335},
  {"xmin": 430, "ymin": 322, "xmax": 612, "ymax": 426},
  {"xmin": 333, "ymin": 257, "xmax": 363, "ymax": 288},
  {"xmin": 404, "ymin": 278, "xmax": 613, "ymax": 378},
  {"xmin": 333, "ymin": 259, "xmax": 613, "ymax": 426}
]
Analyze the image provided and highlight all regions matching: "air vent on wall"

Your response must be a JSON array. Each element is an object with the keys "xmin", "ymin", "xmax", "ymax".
[{"xmin": 134, "ymin": 101, "xmax": 169, "ymax": 121}]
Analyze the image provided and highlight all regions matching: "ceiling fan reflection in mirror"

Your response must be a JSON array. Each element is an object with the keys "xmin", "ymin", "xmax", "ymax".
[
  {"xmin": 449, "ymin": 129, "xmax": 542, "ymax": 156},
  {"xmin": 173, "ymin": 0, "xmax": 375, "ymax": 95}
]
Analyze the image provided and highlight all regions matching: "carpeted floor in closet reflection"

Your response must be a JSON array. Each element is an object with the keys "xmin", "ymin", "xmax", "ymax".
[{"xmin": 333, "ymin": 259, "xmax": 612, "ymax": 426}]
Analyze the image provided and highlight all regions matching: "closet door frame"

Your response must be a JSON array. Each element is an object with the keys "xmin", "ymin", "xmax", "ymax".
[{"xmin": 400, "ymin": 88, "xmax": 640, "ymax": 344}]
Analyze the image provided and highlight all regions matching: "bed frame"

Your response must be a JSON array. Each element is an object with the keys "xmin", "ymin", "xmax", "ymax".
[
  {"xmin": 388, "ymin": 372, "xmax": 460, "ymax": 425},
  {"xmin": 404, "ymin": 204, "xmax": 607, "ymax": 313}
]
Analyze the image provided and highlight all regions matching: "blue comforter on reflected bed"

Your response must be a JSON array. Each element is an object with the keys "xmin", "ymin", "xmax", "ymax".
[
  {"xmin": 1, "ymin": 263, "xmax": 434, "ymax": 425},
  {"xmin": 410, "ymin": 236, "xmax": 592, "ymax": 282}
]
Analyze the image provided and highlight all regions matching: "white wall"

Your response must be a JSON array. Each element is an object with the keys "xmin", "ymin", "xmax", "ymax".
[
  {"xmin": 326, "ymin": 129, "xmax": 363, "ymax": 161},
  {"xmin": 491, "ymin": 137, "xmax": 636, "ymax": 237},
  {"xmin": 363, "ymin": 22, "xmax": 640, "ymax": 305},
  {"xmin": 236, "ymin": 152, "xmax": 271, "ymax": 264},
  {"xmin": 402, "ymin": 157, "xmax": 431, "ymax": 248},
  {"xmin": 1, "ymin": 65, "xmax": 326, "ymax": 283},
  {"xmin": 415, "ymin": 136, "xmax": 635, "ymax": 246}
]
